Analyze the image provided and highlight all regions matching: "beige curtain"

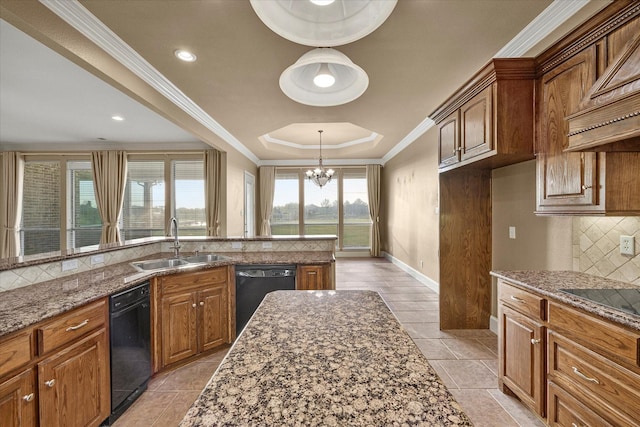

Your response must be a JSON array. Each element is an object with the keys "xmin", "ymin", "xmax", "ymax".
[
  {"xmin": 205, "ymin": 149, "xmax": 222, "ymax": 237},
  {"xmin": 0, "ymin": 152, "xmax": 24, "ymax": 258},
  {"xmin": 259, "ymin": 166, "xmax": 275, "ymax": 236},
  {"xmin": 92, "ymin": 151, "xmax": 127, "ymax": 244},
  {"xmin": 366, "ymin": 164, "xmax": 381, "ymax": 257}
]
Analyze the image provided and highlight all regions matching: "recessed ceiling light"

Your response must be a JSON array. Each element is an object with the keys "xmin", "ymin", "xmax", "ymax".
[
  {"xmin": 310, "ymin": 0, "xmax": 335, "ymax": 5},
  {"xmin": 174, "ymin": 49, "xmax": 197, "ymax": 62},
  {"xmin": 111, "ymin": 115, "xmax": 125, "ymax": 121}
]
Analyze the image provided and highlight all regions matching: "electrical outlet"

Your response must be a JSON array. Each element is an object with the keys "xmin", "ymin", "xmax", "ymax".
[
  {"xmin": 509, "ymin": 226, "xmax": 516, "ymax": 239},
  {"xmin": 231, "ymin": 241, "xmax": 242, "ymax": 249},
  {"xmin": 61, "ymin": 259, "xmax": 78, "ymax": 272},
  {"xmin": 91, "ymin": 254, "xmax": 104, "ymax": 265},
  {"xmin": 262, "ymin": 242, "xmax": 273, "ymax": 249},
  {"xmin": 620, "ymin": 235, "xmax": 635, "ymax": 256}
]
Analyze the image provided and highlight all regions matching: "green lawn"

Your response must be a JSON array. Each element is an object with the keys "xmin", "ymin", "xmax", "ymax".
[{"xmin": 271, "ymin": 223, "xmax": 370, "ymax": 247}]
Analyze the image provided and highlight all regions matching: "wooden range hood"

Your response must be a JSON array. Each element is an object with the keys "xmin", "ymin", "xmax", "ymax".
[{"xmin": 566, "ymin": 31, "xmax": 640, "ymax": 151}]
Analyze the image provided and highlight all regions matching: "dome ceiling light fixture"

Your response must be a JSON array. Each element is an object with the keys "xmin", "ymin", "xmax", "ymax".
[
  {"xmin": 280, "ymin": 47, "xmax": 368, "ymax": 107},
  {"xmin": 306, "ymin": 130, "xmax": 335, "ymax": 188},
  {"xmin": 249, "ymin": 0, "xmax": 397, "ymax": 47}
]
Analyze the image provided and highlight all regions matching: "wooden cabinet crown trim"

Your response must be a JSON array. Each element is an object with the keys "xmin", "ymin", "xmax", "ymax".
[{"xmin": 536, "ymin": 1, "xmax": 640, "ymax": 74}]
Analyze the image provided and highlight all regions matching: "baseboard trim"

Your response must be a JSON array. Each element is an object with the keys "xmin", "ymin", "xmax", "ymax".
[
  {"xmin": 490, "ymin": 315, "xmax": 498, "ymax": 335},
  {"xmin": 381, "ymin": 251, "xmax": 439, "ymax": 294}
]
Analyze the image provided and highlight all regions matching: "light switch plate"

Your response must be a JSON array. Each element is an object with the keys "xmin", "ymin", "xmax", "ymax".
[
  {"xmin": 509, "ymin": 226, "xmax": 516, "ymax": 239},
  {"xmin": 620, "ymin": 235, "xmax": 635, "ymax": 256}
]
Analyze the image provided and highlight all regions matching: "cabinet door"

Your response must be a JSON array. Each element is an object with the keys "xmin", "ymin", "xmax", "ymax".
[
  {"xmin": 438, "ymin": 110, "xmax": 460, "ymax": 168},
  {"xmin": 461, "ymin": 85, "xmax": 492, "ymax": 161},
  {"xmin": 161, "ymin": 291, "xmax": 198, "ymax": 367},
  {"xmin": 0, "ymin": 369, "xmax": 36, "ymax": 427},
  {"xmin": 547, "ymin": 381, "xmax": 617, "ymax": 427},
  {"xmin": 199, "ymin": 285, "xmax": 228, "ymax": 353},
  {"xmin": 537, "ymin": 46, "xmax": 598, "ymax": 212},
  {"xmin": 297, "ymin": 265, "xmax": 326, "ymax": 290},
  {"xmin": 38, "ymin": 328, "xmax": 109, "ymax": 427},
  {"xmin": 499, "ymin": 305, "xmax": 545, "ymax": 417}
]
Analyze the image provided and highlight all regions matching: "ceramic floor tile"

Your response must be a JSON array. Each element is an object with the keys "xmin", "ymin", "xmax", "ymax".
[
  {"xmin": 481, "ymin": 359, "xmax": 499, "ymax": 376},
  {"xmin": 401, "ymin": 322, "xmax": 447, "ymax": 339},
  {"xmin": 428, "ymin": 360, "xmax": 459, "ymax": 389},
  {"xmin": 156, "ymin": 361, "xmax": 219, "ymax": 391},
  {"xmin": 413, "ymin": 338, "xmax": 458, "ymax": 360},
  {"xmin": 437, "ymin": 360, "xmax": 498, "ymax": 389},
  {"xmin": 442, "ymin": 338, "xmax": 498, "ymax": 360},
  {"xmin": 476, "ymin": 337, "xmax": 499, "ymax": 355},
  {"xmin": 487, "ymin": 389, "xmax": 546, "ymax": 427},
  {"xmin": 385, "ymin": 301, "xmax": 439, "ymax": 311},
  {"xmin": 393, "ymin": 310, "xmax": 439, "ymax": 323},
  {"xmin": 112, "ymin": 391, "xmax": 178, "ymax": 427},
  {"xmin": 151, "ymin": 390, "xmax": 202, "ymax": 427},
  {"xmin": 450, "ymin": 389, "xmax": 519, "ymax": 427}
]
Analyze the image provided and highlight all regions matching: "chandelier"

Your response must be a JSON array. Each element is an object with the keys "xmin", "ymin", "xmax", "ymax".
[{"xmin": 306, "ymin": 130, "xmax": 334, "ymax": 187}]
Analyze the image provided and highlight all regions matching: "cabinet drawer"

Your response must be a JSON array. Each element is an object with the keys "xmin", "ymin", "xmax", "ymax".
[
  {"xmin": 547, "ymin": 381, "xmax": 618, "ymax": 427},
  {"xmin": 37, "ymin": 299, "xmax": 106, "ymax": 355},
  {"xmin": 548, "ymin": 301, "xmax": 639, "ymax": 367},
  {"xmin": 161, "ymin": 267, "xmax": 227, "ymax": 294},
  {"xmin": 498, "ymin": 280, "xmax": 545, "ymax": 321},
  {"xmin": 0, "ymin": 329, "xmax": 34, "ymax": 378},
  {"xmin": 548, "ymin": 331, "xmax": 640, "ymax": 424}
]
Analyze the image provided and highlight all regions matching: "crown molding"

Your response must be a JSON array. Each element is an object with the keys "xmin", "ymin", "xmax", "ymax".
[
  {"xmin": 381, "ymin": 117, "xmax": 435, "ymax": 165},
  {"xmin": 258, "ymin": 158, "xmax": 384, "ymax": 167},
  {"xmin": 40, "ymin": 0, "xmax": 260, "ymax": 165},
  {"xmin": 263, "ymin": 132, "xmax": 379, "ymax": 150}
]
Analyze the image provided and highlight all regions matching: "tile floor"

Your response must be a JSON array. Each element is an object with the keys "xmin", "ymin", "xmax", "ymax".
[{"xmin": 113, "ymin": 258, "xmax": 545, "ymax": 426}]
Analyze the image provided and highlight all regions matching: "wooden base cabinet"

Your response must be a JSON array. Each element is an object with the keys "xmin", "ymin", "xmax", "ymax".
[
  {"xmin": 296, "ymin": 264, "xmax": 333, "ymax": 290},
  {"xmin": 0, "ymin": 298, "xmax": 110, "ymax": 427},
  {"xmin": 157, "ymin": 267, "xmax": 232, "ymax": 369},
  {"xmin": 38, "ymin": 328, "xmax": 110, "ymax": 427},
  {"xmin": 498, "ymin": 281, "xmax": 546, "ymax": 417},
  {"xmin": 0, "ymin": 368, "xmax": 36, "ymax": 427}
]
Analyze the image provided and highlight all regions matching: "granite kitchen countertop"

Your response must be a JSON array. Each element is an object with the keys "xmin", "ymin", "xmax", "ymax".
[
  {"xmin": 180, "ymin": 290, "xmax": 472, "ymax": 427},
  {"xmin": 0, "ymin": 251, "xmax": 334, "ymax": 338},
  {"xmin": 490, "ymin": 270, "xmax": 640, "ymax": 331}
]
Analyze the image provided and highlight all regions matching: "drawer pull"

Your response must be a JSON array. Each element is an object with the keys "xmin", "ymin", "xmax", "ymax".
[
  {"xmin": 510, "ymin": 295, "xmax": 525, "ymax": 303},
  {"xmin": 45, "ymin": 379, "xmax": 55, "ymax": 388},
  {"xmin": 531, "ymin": 338, "xmax": 541, "ymax": 345},
  {"xmin": 572, "ymin": 366, "xmax": 600, "ymax": 384},
  {"xmin": 65, "ymin": 319, "xmax": 89, "ymax": 332},
  {"xmin": 192, "ymin": 303, "xmax": 197, "ymax": 308},
  {"xmin": 23, "ymin": 393, "xmax": 34, "ymax": 402}
]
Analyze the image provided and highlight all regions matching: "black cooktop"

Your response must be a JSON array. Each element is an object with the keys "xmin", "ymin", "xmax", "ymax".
[{"xmin": 560, "ymin": 288, "xmax": 640, "ymax": 316}]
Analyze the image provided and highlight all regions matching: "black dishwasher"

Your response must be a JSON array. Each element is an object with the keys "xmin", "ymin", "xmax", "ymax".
[
  {"xmin": 235, "ymin": 265, "xmax": 296, "ymax": 335},
  {"xmin": 106, "ymin": 281, "xmax": 151, "ymax": 425}
]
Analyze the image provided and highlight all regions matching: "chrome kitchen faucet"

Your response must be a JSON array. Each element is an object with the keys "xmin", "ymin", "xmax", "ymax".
[{"xmin": 170, "ymin": 217, "xmax": 181, "ymax": 257}]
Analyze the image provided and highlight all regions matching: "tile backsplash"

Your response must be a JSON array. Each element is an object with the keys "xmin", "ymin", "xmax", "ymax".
[{"xmin": 573, "ymin": 217, "xmax": 640, "ymax": 285}]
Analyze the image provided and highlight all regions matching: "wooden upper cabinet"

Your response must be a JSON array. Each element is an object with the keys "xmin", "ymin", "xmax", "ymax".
[
  {"xmin": 535, "ymin": 5, "xmax": 640, "ymax": 215},
  {"xmin": 432, "ymin": 58, "xmax": 534, "ymax": 173}
]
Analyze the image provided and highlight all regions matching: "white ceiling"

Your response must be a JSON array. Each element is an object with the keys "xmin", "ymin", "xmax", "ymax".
[{"xmin": 0, "ymin": 0, "xmax": 610, "ymax": 164}]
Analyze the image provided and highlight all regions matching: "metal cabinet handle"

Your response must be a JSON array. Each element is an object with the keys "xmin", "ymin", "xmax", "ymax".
[
  {"xmin": 571, "ymin": 423, "xmax": 578, "ymax": 427},
  {"xmin": 23, "ymin": 393, "xmax": 34, "ymax": 402},
  {"xmin": 510, "ymin": 295, "xmax": 525, "ymax": 303},
  {"xmin": 531, "ymin": 338, "xmax": 541, "ymax": 345},
  {"xmin": 45, "ymin": 379, "xmax": 55, "ymax": 388},
  {"xmin": 66, "ymin": 319, "xmax": 89, "ymax": 332},
  {"xmin": 192, "ymin": 303, "xmax": 197, "ymax": 308},
  {"xmin": 199, "ymin": 301, "xmax": 204, "ymax": 306},
  {"xmin": 581, "ymin": 185, "xmax": 593, "ymax": 190},
  {"xmin": 572, "ymin": 366, "xmax": 599, "ymax": 384}
]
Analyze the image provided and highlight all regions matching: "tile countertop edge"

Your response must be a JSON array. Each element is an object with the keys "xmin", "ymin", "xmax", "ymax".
[
  {"xmin": 490, "ymin": 270, "xmax": 640, "ymax": 332},
  {"xmin": 0, "ymin": 252, "xmax": 335, "ymax": 339}
]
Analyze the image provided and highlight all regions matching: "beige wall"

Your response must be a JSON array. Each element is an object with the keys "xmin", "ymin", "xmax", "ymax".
[
  {"xmin": 224, "ymin": 149, "xmax": 258, "ymax": 237},
  {"xmin": 382, "ymin": 127, "xmax": 440, "ymax": 283},
  {"xmin": 491, "ymin": 160, "xmax": 573, "ymax": 316}
]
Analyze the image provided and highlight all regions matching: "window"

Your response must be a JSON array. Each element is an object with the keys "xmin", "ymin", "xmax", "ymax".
[
  {"xmin": 271, "ymin": 167, "xmax": 371, "ymax": 251},
  {"xmin": 21, "ymin": 161, "xmax": 61, "ymax": 255},
  {"xmin": 121, "ymin": 161, "xmax": 165, "ymax": 240},
  {"xmin": 271, "ymin": 170, "xmax": 300, "ymax": 235},
  {"xmin": 304, "ymin": 174, "xmax": 338, "ymax": 237},
  {"xmin": 67, "ymin": 161, "xmax": 101, "ymax": 249},
  {"xmin": 342, "ymin": 169, "xmax": 370, "ymax": 249},
  {"xmin": 172, "ymin": 160, "xmax": 205, "ymax": 236}
]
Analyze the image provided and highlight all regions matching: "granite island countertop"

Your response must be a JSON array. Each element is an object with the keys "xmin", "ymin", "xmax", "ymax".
[
  {"xmin": 0, "ymin": 251, "xmax": 334, "ymax": 337},
  {"xmin": 490, "ymin": 270, "xmax": 640, "ymax": 331},
  {"xmin": 180, "ymin": 290, "xmax": 472, "ymax": 427}
]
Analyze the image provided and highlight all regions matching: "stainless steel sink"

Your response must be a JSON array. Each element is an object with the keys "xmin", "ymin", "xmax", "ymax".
[
  {"xmin": 131, "ymin": 258, "xmax": 191, "ymax": 271},
  {"xmin": 183, "ymin": 253, "xmax": 227, "ymax": 263},
  {"xmin": 131, "ymin": 253, "xmax": 227, "ymax": 272}
]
